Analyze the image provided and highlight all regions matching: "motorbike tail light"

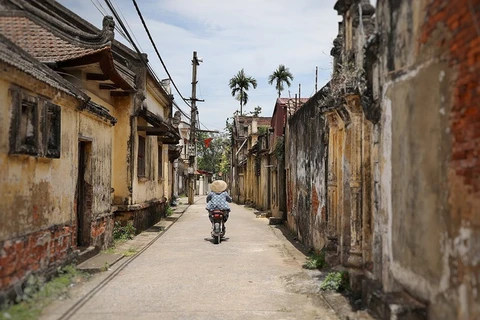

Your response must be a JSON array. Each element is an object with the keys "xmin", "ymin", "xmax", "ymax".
[{"xmin": 213, "ymin": 214, "xmax": 223, "ymax": 219}]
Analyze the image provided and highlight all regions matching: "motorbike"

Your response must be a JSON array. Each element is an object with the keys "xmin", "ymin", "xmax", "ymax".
[{"xmin": 209, "ymin": 209, "xmax": 226, "ymax": 244}]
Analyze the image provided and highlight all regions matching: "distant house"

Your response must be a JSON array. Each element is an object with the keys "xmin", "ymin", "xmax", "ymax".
[
  {"xmin": 269, "ymin": 98, "xmax": 310, "ymax": 218},
  {"xmin": 231, "ymin": 116, "xmax": 271, "ymax": 205},
  {"xmin": 174, "ymin": 120, "xmax": 191, "ymax": 197}
]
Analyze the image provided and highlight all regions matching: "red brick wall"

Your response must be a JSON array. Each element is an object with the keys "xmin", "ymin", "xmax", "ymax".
[
  {"xmin": 421, "ymin": 1, "xmax": 480, "ymax": 318},
  {"xmin": 421, "ymin": 0, "xmax": 480, "ymax": 205},
  {"xmin": 90, "ymin": 216, "xmax": 114, "ymax": 249},
  {"xmin": 0, "ymin": 225, "xmax": 75, "ymax": 291}
]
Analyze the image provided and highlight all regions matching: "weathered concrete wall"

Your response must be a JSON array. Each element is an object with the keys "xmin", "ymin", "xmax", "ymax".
[
  {"xmin": 245, "ymin": 151, "xmax": 255, "ymax": 205},
  {"xmin": 269, "ymin": 136, "xmax": 287, "ymax": 219},
  {"xmin": 259, "ymin": 154, "xmax": 270, "ymax": 210},
  {"xmin": 115, "ymin": 200, "xmax": 166, "ymax": 234},
  {"xmin": 0, "ymin": 65, "xmax": 115, "ymax": 299},
  {"xmin": 111, "ymin": 95, "xmax": 132, "ymax": 205},
  {"xmin": 0, "ymin": 78, "xmax": 113, "ymax": 242},
  {"xmin": 376, "ymin": 0, "xmax": 480, "ymax": 318},
  {"xmin": 78, "ymin": 101, "xmax": 114, "ymax": 217},
  {"xmin": 163, "ymin": 144, "xmax": 170, "ymax": 199},
  {"xmin": 286, "ymin": 101, "xmax": 328, "ymax": 251},
  {"xmin": 131, "ymin": 130, "xmax": 166, "ymax": 204},
  {"xmin": 0, "ymin": 80, "xmax": 78, "ymax": 242}
]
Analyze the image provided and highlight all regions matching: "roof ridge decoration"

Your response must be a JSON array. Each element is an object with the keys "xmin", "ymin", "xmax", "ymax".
[{"xmin": 9, "ymin": 0, "xmax": 115, "ymax": 47}]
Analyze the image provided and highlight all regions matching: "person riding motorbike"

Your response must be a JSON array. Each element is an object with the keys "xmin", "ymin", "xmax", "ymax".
[{"xmin": 206, "ymin": 180, "xmax": 232, "ymax": 230}]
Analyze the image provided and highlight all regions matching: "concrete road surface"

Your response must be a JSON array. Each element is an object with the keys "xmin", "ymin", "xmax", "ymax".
[{"xmin": 41, "ymin": 197, "xmax": 340, "ymax": 320}]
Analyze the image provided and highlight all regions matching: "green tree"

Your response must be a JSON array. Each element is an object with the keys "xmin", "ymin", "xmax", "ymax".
[
  {"xmin": 196, "ymin": 132, "xmax": 231, "ymax": 177},
  {"xmin": 268, "ymin": 64, "xmax": 294, "ymax": 97},
  {"xmin": 248, "ymin": 106, "xmax": 262, "ymax": 117},
  {"xmin": 229, "ymin": 69, "xmax": 257, "ymax": 116}
]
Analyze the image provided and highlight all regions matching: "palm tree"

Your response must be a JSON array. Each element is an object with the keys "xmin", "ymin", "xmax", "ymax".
[
  {"xmin": 229, "ymin": 69, "xmax": 257, "ymax": 116},
  {"xmin": 268, "ymin": 64, "xmax": 294, "ymax": 97}
]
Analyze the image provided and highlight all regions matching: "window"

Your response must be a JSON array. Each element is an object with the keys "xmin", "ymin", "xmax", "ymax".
[
  {"xmin": 138, "ymin": 136, "xmax": 146, "ymax": 177},
  {"xmin": 9, "ymin": 88, "xmax": 61, "ymax": 158},
  {"xmin": 17, "ymin": 96, "xmax": 38, "ymax": 155},
  {"xmin": 45, "ymin": 103, "xmax": 61, "ymax": 158},
  {"xmin": 158, "ymin": 145, "xmax": 163, "ymax": 180}
]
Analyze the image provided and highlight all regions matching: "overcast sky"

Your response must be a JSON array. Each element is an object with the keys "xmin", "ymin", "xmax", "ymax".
[{"xmin": 57, "ymin": 0, "xmax": 376, "ymax": 132}]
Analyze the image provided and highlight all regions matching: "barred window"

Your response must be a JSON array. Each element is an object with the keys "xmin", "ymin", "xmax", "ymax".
[
  {"xmin": 158, "ymin": 145, "xmax": 163, "ymax": 180},
  {"xmin": 138, "ymin": 136, "xmax": 146, "ymax": 177},
  {"xmin": 17, "ymin": 96, "xmax": 38, "ymax": 155},
  {"xmin": 45, "ymin": 103, "xmax": 61, "ymax": 158},
  {"xmin": 9, "ymin": 88, "xmax": 61, "ymax": 158}
]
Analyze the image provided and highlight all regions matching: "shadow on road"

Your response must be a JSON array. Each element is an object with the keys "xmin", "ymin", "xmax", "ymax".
[
  {"xmin": 271, "ymin": 224, "xmax": 310, "ymax": 256},
  {"xmin": 203, "ymin": 237, "xmax": 230, "ymax": 244}
]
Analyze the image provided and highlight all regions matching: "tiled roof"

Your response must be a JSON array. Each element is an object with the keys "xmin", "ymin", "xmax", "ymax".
[
  {"xmin": 0, "ymin": 34, "xmax": 87, "ymax": 101},
  {"xmin": 277, "ymin": 97, "xmax": 310, "ymax": 106},
  {"xmin": 256, "ymin": 117, "xmax": 272, "ymax": 126},
  {"xmin": 0, "ymin": 16, "xmax": 108, "ymax": 63},
  {"xmin": 236, "ymin": 116, "xmax": 272, "ymax": 126}
]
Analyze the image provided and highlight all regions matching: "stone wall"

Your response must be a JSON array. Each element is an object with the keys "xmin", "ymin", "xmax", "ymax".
[
  {"xmin": 286, "ymin": 99, "xmax": 329, "ymax": 250},
  {"xmin": 283, "ymin": 0, "xmax": 479, "ymax": 318},
  {"xmin": 375, "ymin": 0, "xmax": 480, "ymax": 318}
]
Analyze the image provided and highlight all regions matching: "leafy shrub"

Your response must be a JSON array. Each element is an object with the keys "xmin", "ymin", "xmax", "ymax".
[
  {"xmin": 165, "ymin": 204, "xmax": 174, "ymax": 216},
  {"xmin": 0, "ymin": 265, "xmax": 88, "ymax": 320},
  {"xmin": 303, "ymin": 251, "xmax": 327, "ymax": 270},
  {"xmin": 113, "ymin": 221, "xmax": 136, "ymax": 241},
  {"xmin": 320, "ymin": 271, "xmax": 350, "ymax": 292}
]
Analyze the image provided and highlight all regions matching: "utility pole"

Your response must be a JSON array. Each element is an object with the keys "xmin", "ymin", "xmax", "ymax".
[{"xmin": 188, "ymin": 51, "xmax": 200, "ymax": 204}]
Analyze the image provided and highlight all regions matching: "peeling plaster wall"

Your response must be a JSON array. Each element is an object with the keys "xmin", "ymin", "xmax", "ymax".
[
  {"xmin": 377, "ymin": 0, "xmax": 480, "ymax": 318},
  {"xmin": 286, "ymin": 103, "xmax": 328, "ymax": 251},
  {"xmin": 259, "ymin": 155, "xmax": 270, "ymax": 210},
  {"xmin": 111, "ymin": 95, "xmax": 132, "ymax": 205},
  {"xmin": 0, "ymin": 67, "xmax": 115, "ymax": 297},
  {"xmin": 0, "ymin": 78, "xmax": 79, "ymax": 242},
  {"xmin": 78, "ymin": 105, "xmax": 114, "ymax": 216},
  {"xmin": 131, "ymin": 137, "xmax": 164, "ymax": 204}
]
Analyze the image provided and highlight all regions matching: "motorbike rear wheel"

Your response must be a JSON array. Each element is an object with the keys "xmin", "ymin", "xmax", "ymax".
[{"xmin": 214, "ymin": 234, "xmax": 221, "ymax": 244}]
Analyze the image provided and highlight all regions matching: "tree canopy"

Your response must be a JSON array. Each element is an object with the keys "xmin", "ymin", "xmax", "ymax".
[
  {"xmin": 268, "ymin": 64, "xmax": 294, "ymax": 97},
  {"xmin": 229, "ymin": 69, "xmax": 257, "ymax": 116},
  {"xmin": 248, "ymin": 106, "xmax": 262, "ymax": 117},
  {"xmin": 196, "ymin": 132, "xmax": 231, "ymax": 178}
]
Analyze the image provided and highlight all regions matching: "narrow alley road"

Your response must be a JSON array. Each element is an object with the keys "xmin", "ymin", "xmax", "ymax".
[{"xmin": 41, "ymin": 198, "xmax": 339, "ymax": 320}]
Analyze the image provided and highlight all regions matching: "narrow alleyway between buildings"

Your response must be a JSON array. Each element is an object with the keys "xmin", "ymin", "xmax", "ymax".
[{"xmin": 38, "ymin": 197, "xmax": 370, "ymax": 320}]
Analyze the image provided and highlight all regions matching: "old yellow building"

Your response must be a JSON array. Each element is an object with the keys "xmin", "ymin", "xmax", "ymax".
[
  {"xmin": 231, "ymin": 116, "xmax": 271, "ymax": 208},
  {"xmin": 114, "ymin": 73, "xmax": 181, "ymax": 230},
  {"xmin": 0, "ymin": 0, "xmax": 180, "ymax": 303},
  {"xmin": 0, "ymin": 11, "xmax": 123, "ymax": 300}
]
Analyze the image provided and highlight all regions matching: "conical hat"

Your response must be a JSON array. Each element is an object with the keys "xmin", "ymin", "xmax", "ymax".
[{"xmin": 210, "ymin": 180, "xmax": 228, "ymax": 193}]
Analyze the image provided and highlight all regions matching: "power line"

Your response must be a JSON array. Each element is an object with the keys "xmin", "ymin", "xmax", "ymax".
[
  {"xmin": 131, "ymin": 0, "xmax": 193, "ymax": 108},
  {"xmin": 104, "ymin": 0, "xmax": 144, "ymax": 57},
  {"xmin": 111, "ymin": 0, "xmax": 144, "ymax": 53},
  {"xmin": 90, "ymin": 0, "xmax": 109, "ymax": 16},
  {"xmin": 95, "ymin": 0, "xmax": 109, "ymax": 15},
  {"xmin": 103, "ymin": 0, "xmax": 191, "ymax": 120}
]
